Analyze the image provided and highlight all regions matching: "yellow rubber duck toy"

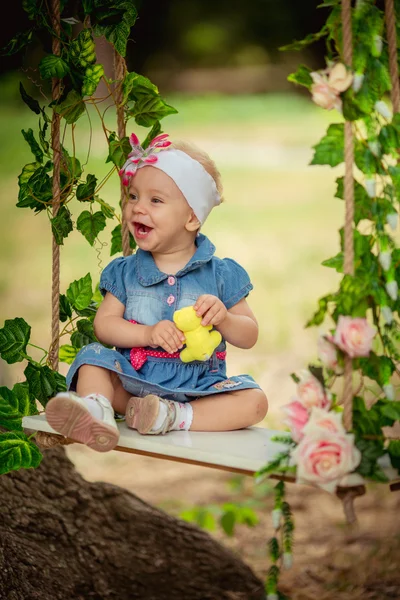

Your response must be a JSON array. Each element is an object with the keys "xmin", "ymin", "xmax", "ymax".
[{"xmin": 173, "ymin": 306, "xmax": 222, "ymax": 363}]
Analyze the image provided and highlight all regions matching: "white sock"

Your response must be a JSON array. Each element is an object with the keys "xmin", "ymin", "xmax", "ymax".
[
  {"xmin": 151, "ymin": 400, "xmax": 193, "ymax": 432},
  {"xmin": 83, "ymin": 393, "xmax": 111, "ymax": 420}
]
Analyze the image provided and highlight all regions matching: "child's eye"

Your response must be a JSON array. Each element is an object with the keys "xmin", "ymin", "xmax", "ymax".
[
  {"xmin": 151, "ymin": 197, "xmax": 163, "ymax": 204},
  {"xmin": 129, "ymin": 193, "xmax": 137, "ymax": 202}
]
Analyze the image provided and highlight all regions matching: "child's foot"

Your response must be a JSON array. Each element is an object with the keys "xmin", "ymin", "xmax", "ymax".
[
  {"xmin": 45, "ymin": 392, "xmax": 119, "ymax": 452},
  {"xmin": 125, "ymin": 395, "xmax": 178, "ymax": 435}
]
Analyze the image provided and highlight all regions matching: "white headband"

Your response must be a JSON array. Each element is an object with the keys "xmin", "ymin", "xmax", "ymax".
[{"xmin": 119, "ymin": 133, "xmax": 221, "ymax": 224}]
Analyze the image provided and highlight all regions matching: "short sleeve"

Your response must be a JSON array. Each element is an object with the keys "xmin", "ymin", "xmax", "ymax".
[
  {"xmin": 217, "ymin": 258, "xmax": 253, "ymax": 309},
  {"xmin": 99, "ymin": 257, "xmax": 128, "ymax": 305}
]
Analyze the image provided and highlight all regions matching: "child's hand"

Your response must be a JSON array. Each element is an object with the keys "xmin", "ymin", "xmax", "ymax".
[
  {"xmin": 194, "ymin": 295, "xmax": 228, "ymax": 327},
  {"xmin": 148, "ymin": 320, "xmax": 186, "ymax": 354}
]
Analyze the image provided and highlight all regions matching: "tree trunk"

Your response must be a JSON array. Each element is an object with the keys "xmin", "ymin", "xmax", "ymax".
[{"xmin": 0, "ymin": 446, "xmax": 265, "ymax": 600}]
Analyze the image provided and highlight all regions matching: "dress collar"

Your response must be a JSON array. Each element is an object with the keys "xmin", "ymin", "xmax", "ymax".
[{"xmin": 136, "ymin": 233, "xmax": 216, "ymax": 287}]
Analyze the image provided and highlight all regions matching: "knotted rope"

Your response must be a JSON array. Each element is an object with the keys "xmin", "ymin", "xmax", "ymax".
[
  {"xmin": 341, "ymin": 0, "xmax": 355, "ymax": 433},
  {"xmin": 113, "ymin": 50, "xmax": 131, "ymax": 257},
  {"xmin": 385, "ymin": 0, "xmax": 400, "ymax": 114}
]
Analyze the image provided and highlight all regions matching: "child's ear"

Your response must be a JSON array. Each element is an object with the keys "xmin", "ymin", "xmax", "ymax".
[{"xmin": 185, "ymin": 211, "xmax": 201, "ymax": 232}]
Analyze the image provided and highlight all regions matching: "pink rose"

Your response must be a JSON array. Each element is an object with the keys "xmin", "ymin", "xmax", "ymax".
[
  {"xmin": 317, "ymin": 335, "xmax": 338, "ymax": 369},
  {"xmin": 310, "ymin": 63, "xmax": 353, "ymax": 111},
  {"xmin": 281, "ymin": 400, "xmax": 309, "ymax": 442},
  {"xmin": 291, "ymin": 428, "xmax": 362, "ymax": 493},
  {"xmin": 333, "ymin": 316, "xmax": 376, "ymax": 358},
  {"xmin": 296, "ymin": 370, "xmax": 331, "ymax": 411},
  {"xmin": 303, "ymin": 407, "xmax": 345, "ymax": 436}
]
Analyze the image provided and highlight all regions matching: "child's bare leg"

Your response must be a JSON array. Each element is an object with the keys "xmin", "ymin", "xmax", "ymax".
[
  {"xmin": 190, "ymin": 388, "xmax": 268, "ymax": 431},
  {"xmin": 76, "ymin": 364, "xmax": 131, "ymax": 414}
]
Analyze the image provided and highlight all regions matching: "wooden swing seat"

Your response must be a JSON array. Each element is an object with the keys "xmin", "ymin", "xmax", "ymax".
[{"xmin": 22, "ymin": 414, "xmax": 399, "ymax": 493}]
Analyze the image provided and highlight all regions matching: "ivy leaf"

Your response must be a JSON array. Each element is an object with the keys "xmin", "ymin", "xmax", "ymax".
[
  {"xmin": 335, "ymin": 176, "xmax": 373, "ymax": 225},
  {"xmin": 279, "ymin": 24, "xmax": 329, "ymax": 51},
  {"xmin": 91, "ymin": 1, "xmax": 138, "ymax": 57},
  {"xmin": 129, "ymin": 96, "xmax": 178, "ymax": 128},
  {"xmin": 66, "ymin": 273, "xmax": 93, "ymax": 311},
  {"xmin": 77, "ymin": 210, "xmax": 107, "ymax": 245},
  {"xmin": 0, "ymin": 431, "xmax": 42, "ymax": 476},
  {"xmin": 122, "ymin": 72, "xmax": 159, "ymax": 104},
  {"xmin": 381, "ymin": 402, "xmax": 400, "ymax": 421},
  {"xmin": 19, "ymin": 82, "xmax": 40, "ymax": 114},
  {"xmin": 39, "ymin": 55, "xmax": 70, "ymax": 80},
  {"xmin": 99, "ymin": 199, "xmax": 115, "ymax": 218},
  {"xmin": 51, "ymin": 206, "xmax": 73, "ymax": 245},
  {"xmin": 306, "ymin": 293, "xmax": 336, "ymax": 328},
  {"xmin": 0, "ymin": 383, "xmax": 38, "ymax": 432},
  {"xmin": 355, "ymin": 140, "xmax": 384, "ymax": 175},
  {"xmin": 53, "ymin": 90, "xmax": 85, "ymax": 124},
  {"xmin": 59, "ymin": 293, "xmax": 73, "ymax": 323},
  {"xmin": 378, "ymin": 124, "xmax": 400, "ymax": 157},
  {"xmin": 110, "ymin": 223, "xmax": 136, "ymax": 256},
  {"xmin": 71, "ymin": 319, "xmax": 97, "ymax": 349},
  {"xmin": 358, "ymin": 354, "xmax": 395, "ymax": 387},
  {"xmin": 106, "ymin": 133, "xmax": 131, "ymax": 168},
  {"xmin": 0, "ymin": 318, "xmax": 31, "ymax": 364},
  {"xmin": 54, "ymin": 371, "xmax": 67, "ymax": 394},
  {"xmin": 388, "ymin": 440, "xmax": 400, "ymax": 457},
  {"xmin": 59, "ymin": 345, "xmax": 79, "ymax": 364},
  {"xmin": 76, "ymin": 174, "xmax": 97, "ymax": 202},
  {"xmin": 310, "ymin": 124, "xmax": 344, "ymax": 167},
  {"xmin": 38, "ymin": 116, "xmax": 50, "ymax": 154},
  {"xmin": 321, "ymin": 252, "xmax": 343, "ymax": 273},
  {"xmin": 287, "ymin": 64, "xmax": 313, "ymax": 89},
  {"xmin": 2, "ymin": 29, "xmax": 34, "ymax": 56},
  {"xmin": 220, "ymin": 510, "xmax": 236, "ymax": 537},
  {"xmin": 142, "ymin": 121, "xmax": 162, "ymax": 150},
  {"xmin": 24, "ymin": 363, "xmax": 58, "ymax": 407},
  {"xmin": 21, "ymin": 129, "xmax": 44, "ymax": 163},
  {"xmin": 17, "ymin": 162, "xmax": 52, "ymax": 213}
]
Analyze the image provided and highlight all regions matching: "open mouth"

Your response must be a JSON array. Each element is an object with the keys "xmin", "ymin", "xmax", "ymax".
[{"xmin": 133, "ymin": 222, "xmax": 153, "ymax": 240}]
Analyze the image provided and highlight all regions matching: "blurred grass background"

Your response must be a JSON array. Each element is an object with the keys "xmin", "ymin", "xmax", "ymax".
[{"xmin": 0, "ymin": 90, "xmax": 343, "ymax": 425}]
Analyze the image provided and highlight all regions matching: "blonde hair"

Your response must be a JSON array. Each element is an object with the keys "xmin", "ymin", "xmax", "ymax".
[{"xmin": 171, "ymin": 140, "xmax": 224, "ymax": 202}]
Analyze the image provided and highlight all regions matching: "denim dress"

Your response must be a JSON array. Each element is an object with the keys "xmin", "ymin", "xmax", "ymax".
[{"xmin": 66, "ymin": 234, "xmax": 261, "ymax": 402}]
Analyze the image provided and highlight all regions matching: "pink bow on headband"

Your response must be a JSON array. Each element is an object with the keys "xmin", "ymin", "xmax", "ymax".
[{"xmin": 119, "ymin": 132, "xmax": 172, "ymax": 186}]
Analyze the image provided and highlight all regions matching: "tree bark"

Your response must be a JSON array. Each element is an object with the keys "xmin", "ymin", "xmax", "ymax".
[{"xmin": 0, "ymin": 446, "xmax": 265, "ymax": 600}]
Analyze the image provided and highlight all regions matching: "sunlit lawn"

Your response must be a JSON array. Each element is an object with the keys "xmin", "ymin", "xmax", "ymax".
[{"xmin": 0, "ymin": 91, "xmax": 344, "ymax": 415}]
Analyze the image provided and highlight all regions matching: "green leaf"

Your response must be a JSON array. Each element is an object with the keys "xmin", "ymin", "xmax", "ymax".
[
  {"xmin": 129, "ymin": 96, "xmax": 178, "ymax": 128},
  {"xmin": 220, "ymin": 510, "xmax": 236, "ymax": 536},
  {"xmin": 59, "ymin": 345, "xmax": 79, "ymax": 364},
  {"xmin": 335, "ymin": 176, "xmax": 374, "ymax": 225},
  {"xmin": 106, "ymin": 133, "xmax": 131, "ymax": 168},
  {"xmin": 77, "ymin": 210, "xmax": 107, "ymax": 245},
  {"xmin": 310, "ymin": 124, "xmax": 344, "ymax": 167},
  {"xmin": 2, "ymin": 29, "xmax": 34, "ymax": 56},
  {"xmin": 379, "ymin": 124, "xmax": 400, "ymax": 157},
  {"xmin": 51, "ymin": 206, "xmax": 73, "ymax": 245},
  {"xmin": 38, "ymin": 116, "xmax": 50, "ymax": 154},
  {"xmin": 59, "ymin": 294, "xmax": 73, "ymax": 322},
  {"xmin": 306, "ymin": 294, "xmax": 336, "ymax": 327},
  {"xmin": 0, "ymin": 318, "xmax": 31, "ymax": 364},
  {"xmin": 19, "ymin": 82, "xmax": 40, "ymax": 114},
  {"xmin": 110, "ymin": 223, "xmax": 136, "ymax": 255},
  {"xmin": 39, "ymin": 55, "xmax": 70, "ymax": 80},
  {"xmin": 0, "ymin": 431, "xmax": 42, "ymax": 476},
  {"xmin": 321, "ymin": 252, "xmax": 343, "ymax": 273},
  {"xmin": 358, "ymin": 354, "xmax": 395, "ymax": 387},
  {"xmin": 287, "ymin": 64, "xmax": 313, "ymax": 89},
  {"xmin": 17, "ymin": 162, "xmax": 53, "ymax": 213},
  {"xmin": 54, "ymin": 371, "xmax": 67, "ymax": 394},
  {"xmin": 71, "ymin": 319, "xmax": 97, "ymax": 349},
  {"xmin": 53, "ymin": 90, "xmax": 86, "ymax": 124},
  {"xmin": 21, "ymin": 128, "xmax": 43, "ymax": 163},
  {"xmin": 381, "ymin": 402, "xmax": 400, "ymax": 421},
  {"xmin": 388, "ymin": 440, "xmax": 400, "ymax": 457},
  {"xmin": 76, "ymin": 174, "xmax": 97, "ymax": 202},
  {"xmin": 66, "ymin": 273, "xmax": 93, "ymax": 311},
  {"xmin": 279, "ymin": 24, "xmax": 329, "ymax": 51},
  {"xmin": 355, "ymin": 140, "xmax": 384, "ymax": 175},
  {"xmin": 24, "ymin": 362, "xmax": 57, "ymax": 407},
  {"xmin": 91, "ymin": 0, "xmax": 138, "ymax": 57},
  {"xmin": 142, "ymin": 121, "xmax": 162, "ymax": 150},
  {"xmin": 0, "ymin": 383, "xmax": 38, "ymax": 432},
  {"xmin": 99, "ymin": 199, "xmax": 115, "ymax": 218},
  {"xmin": 122, "ymin": 72, "xmax": 159, "ymax": 104}
]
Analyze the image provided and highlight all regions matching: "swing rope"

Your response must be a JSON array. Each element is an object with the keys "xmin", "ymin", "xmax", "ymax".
[
  {"xmin": 113, "ymin": 50, "xmax": 131, "ymax": 257},
  {"xmin": 341, "ymin": 0, "xmax": 355, "ymax": 433},
  {"xmin": 49, "ymin": 0, "xmax": 61, "ymax": 372}
]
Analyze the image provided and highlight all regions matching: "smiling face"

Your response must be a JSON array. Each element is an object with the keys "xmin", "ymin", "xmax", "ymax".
[{"xmin": 125, "ymin": 166, "xmax": 200, "ymax": 254}]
